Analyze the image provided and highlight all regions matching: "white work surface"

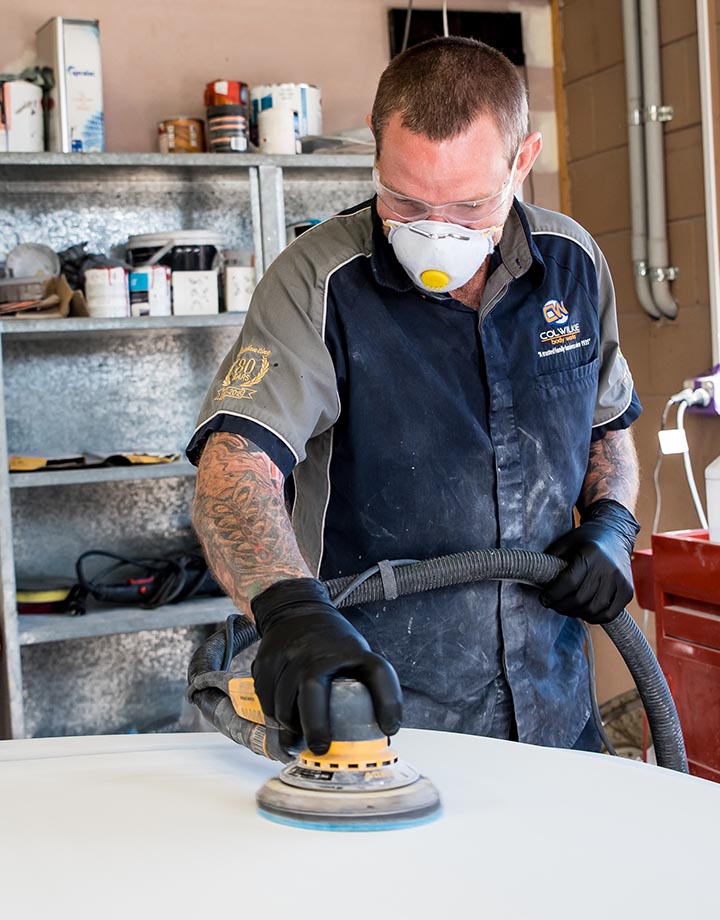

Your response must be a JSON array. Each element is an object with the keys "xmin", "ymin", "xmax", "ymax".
[{"xmin": 1, "ymin": 730, "xmax": 718, "ymax": 919}]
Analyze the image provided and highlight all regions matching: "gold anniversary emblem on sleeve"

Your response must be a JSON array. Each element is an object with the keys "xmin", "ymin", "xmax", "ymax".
[{"xmin": 215, "ymin": 345, "xmax": 271, "ymax": 401}]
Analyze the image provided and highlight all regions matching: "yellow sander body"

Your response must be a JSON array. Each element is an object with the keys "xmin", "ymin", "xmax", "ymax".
[{"xmin": 226, "ymin": 676, "xmax": 442, "ymax": 831}]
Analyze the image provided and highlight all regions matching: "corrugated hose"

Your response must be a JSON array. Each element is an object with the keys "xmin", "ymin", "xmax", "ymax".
[{"xmin": 188, "ymin": 549, "xmax": 688, "ymax": 773}]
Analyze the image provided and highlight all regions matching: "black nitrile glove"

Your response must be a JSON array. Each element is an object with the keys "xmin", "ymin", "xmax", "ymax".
[
  {"xmin": 540, "ymin": 498, "xmax": 641, "ymax": 625},
  {"xmin": 251, "ymin": 577, "xmax": 403, "ymax": 755}
]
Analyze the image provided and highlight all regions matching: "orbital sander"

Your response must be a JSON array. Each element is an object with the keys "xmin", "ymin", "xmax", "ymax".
[
  {"xmin": 188, "ymin": 548, "xmax": 688, "ymax": 831},
  {"xmin": 187, "ymin": 649, "xmax": 441, "ymax": 831}
]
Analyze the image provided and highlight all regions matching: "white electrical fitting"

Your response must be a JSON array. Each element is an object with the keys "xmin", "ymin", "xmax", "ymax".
[{"xmin": 653, "ymin": 387, "xmax": 711, "ymax": 533}]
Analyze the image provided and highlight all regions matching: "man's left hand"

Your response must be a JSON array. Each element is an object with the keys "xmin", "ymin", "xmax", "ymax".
[{"xmin": 540, "ymin": 498, "xmax": 641, "ymax": 624}]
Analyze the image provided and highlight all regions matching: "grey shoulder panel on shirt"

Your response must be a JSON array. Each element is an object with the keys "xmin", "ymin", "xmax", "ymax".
[
  {"xmin": 522, "ymin": 203, "xmax": 636, "ymax": 429},
  {"xmin": 190, "ymin": 206, "xmax": 373, "ymax": 465},
  {"xmin": 263, "ymin": 205, "xmax": 374, "ymax": 331},
  {"xmin": 521, "ymin": 202, "xmax": 597, "ymax": 263}
]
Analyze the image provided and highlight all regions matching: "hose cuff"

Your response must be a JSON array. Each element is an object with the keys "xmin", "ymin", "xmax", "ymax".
[
  {"xmin": 580, "ymin": 498, "xmax": 641, "ymax": 549},
  {"xmin": 251, "ymin": 577, "xmax": 337, "ymax": 636}
]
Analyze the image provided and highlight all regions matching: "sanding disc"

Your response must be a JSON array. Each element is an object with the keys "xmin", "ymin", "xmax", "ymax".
[{"xmin": 256, "ymin": 773, "xmax": 442, "ymax": 831}]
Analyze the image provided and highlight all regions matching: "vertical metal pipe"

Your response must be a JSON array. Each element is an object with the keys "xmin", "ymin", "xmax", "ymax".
[
  {"xmin": 0, "ymin": 338, "xmax": 26, "ymax": 738},
  {"xmin": 639, "ymin": 0, "xmax": 678, "ymax": 318},
  {"xmin": 621, "ymin": 0, "xmax": 661, "ymax": 318}
]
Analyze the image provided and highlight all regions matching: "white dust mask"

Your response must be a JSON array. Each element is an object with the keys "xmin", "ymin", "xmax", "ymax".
[{"xmin": 385, "ymin": 219, "xmax": 501, "ymax": 294}]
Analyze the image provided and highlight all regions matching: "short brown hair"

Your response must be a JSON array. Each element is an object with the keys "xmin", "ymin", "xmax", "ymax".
[{"xmin": 371, "ymin": 36, "xmax": 528, "ymax": 165}]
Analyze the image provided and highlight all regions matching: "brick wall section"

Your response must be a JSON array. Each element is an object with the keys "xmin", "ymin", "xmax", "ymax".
[{"xmin": 560, "ymin": 0, "xmax": 720, "ymax": 699}]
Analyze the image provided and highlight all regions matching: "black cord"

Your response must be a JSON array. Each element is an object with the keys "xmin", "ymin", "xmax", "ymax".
[
  {"xmin": 75, "ymin": 549, "xmax": 216, "ymax": 609},
  {"xmin": 222, "ymin": 614, "xmax": 240, "ymax": 671},
  {"xmin": 76, "ymin": 550, "xmax": 163, "ymax": 592},
  {"xmin": 329, "ymin": 559, "xmax": 419, "ymax": 606}
]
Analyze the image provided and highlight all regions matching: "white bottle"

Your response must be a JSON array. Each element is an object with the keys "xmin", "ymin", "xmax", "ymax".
[{"xmin": 705, "ymin": 455, "xmax": 720, "ymax": 542}]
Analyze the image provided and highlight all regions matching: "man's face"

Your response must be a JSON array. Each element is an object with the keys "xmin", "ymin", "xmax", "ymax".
[{"xmin": 373, "ymin": 111, "xmax": 540, "ymax": 243}]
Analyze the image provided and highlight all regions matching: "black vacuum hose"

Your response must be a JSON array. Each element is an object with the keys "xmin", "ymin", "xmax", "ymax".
[{"xmin": 188, "ymin": 549, "xmax": 687, "ymax": 773}]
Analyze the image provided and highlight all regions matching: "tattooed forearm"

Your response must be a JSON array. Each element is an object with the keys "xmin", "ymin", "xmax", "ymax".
[
  {"xmin": 192, "ymin": 432, "xmax": 312, "ymax": 617},
  {"xmin": 579, "ymin": 428, "xmax": 640, "ymax": 512}
]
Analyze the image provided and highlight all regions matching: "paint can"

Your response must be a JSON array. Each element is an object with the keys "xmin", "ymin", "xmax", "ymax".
[
  {"xmin": 206, "ymin": 105, "xmax": 249, "ymax": 153},
  {"xmin": 127, "ymin": 230, "xmax": 225, "ymax": 315},
  {"xmin": 158, "ymin": 117, "xmax": 205, "ymax": 154},
  {"xmin": 84, "ymin": 267, "xmax": 130, "ymax": 318},
  {"xmin": 257, "ymin": 107, "xmax": 298, "ymax": 155},
  {"xmin": 0, "ymin": 81, "xmax": 44, "ymax": 152},
  {"xmin": 126, "ymin": 230, "xmax": 224, "ymax": 272},
  {"xmin": 250, "ymin": 83, "xmax": 322, "ymax": 140},
  {"xmin": 204, "ymin": 80, "xmax": 249, "ymax": 108},
  {"xmin": 129, "ymin": 266, "xmax": 172, "ymax": 316}
]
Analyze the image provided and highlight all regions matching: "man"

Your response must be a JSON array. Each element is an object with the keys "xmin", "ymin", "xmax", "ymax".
[{"xmin": 188, "ymin": 37, "xmax": 641, "ymax": 757}]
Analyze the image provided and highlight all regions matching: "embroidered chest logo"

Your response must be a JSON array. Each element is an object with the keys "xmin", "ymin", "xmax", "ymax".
[
  {"xmin": 543, "ymin": 299, "xmax": 569, "ymax": 326},
  {"xmin": 537, "ymin": 299, "xmax": 591, "ymax": 359},
  {"xmin": 215, "ymin": 345, "xmax": 271, "ymax": 401}
]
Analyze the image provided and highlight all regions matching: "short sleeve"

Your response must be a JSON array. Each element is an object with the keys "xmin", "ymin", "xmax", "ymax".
[
  {"xmin": 590, "ymin": 240, "xmax": 642, "ymax": 434},
  {"xmin": 186, "ymin": 241, "xmax": 341, "ymax": 470}
]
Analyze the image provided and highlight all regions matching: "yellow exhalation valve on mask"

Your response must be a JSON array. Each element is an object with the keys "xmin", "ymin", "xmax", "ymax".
[{"xmin": 420, "ymin": 269, "xmax": 451, "ymax": 291}]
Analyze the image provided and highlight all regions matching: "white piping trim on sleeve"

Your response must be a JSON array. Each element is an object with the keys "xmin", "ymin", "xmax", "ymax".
[
  {"xmin": 315, "ymin": 427, "xmax": 335, "ymax": 577},
  {"xmin": 190, "ymin": 410, "xmax": 300, "ymax": 463},
  {"xmin": 531, "ymin": 230, "xmax": 595, "ymax": 265},
  {"xmin": 591, "ymin": 383, "xmax": 634, "ymax": 429}
]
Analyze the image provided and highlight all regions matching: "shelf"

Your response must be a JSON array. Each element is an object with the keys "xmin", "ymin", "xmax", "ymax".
[
  {"xmin": 0, "ymin": 151, "xmax": 374, "ymax": 170},
  {"xmin": 9, "ymin": 460, "xmax": 197, "ymax": 489},
  {"xmin": 0, "ymin": 312, "xmax": 246, "ymax": 340},
  {"xmin": 18, "ymin": 595, "xmax": 238, "ymax": 645}
]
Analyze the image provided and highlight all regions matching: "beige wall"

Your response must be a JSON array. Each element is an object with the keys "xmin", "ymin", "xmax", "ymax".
[
  {"xmin": 560, "ymin": 0, "xmax": 720, "ymax": 700},
  {"xmin": 1, "ymin": 0, "xmax": 560, "ymax": 206}
]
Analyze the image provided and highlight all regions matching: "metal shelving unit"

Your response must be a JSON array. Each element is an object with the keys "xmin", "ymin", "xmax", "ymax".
[
  {"xmin": 9, "ymin": 459, "xmax": 197, "ymax": 489},
  {"xmin": 0, "ymin": 151, "xmax": 373, "ymax": 739},
  {"xmin": 17, "ymin": 596, "xmax": 237, "ymax": 646},
  {"xmin": 0, "ymin": 313, "xmax": 247, "ymax": 340}
]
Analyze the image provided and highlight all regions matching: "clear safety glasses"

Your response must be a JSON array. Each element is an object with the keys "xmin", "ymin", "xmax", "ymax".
[{"xmin": 372, "ymin": 165, "xmax": 516, "ymax": 227}]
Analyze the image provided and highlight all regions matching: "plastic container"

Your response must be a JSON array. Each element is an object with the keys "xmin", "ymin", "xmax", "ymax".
[
  {"xmin": 84, "ymin": 267, "xmax": 130, "ymax": 317},
  {"xmin": 0, "ymin": 277, "xmax": 46, "ymax": 304},
  {"xmin": 706, "ymin": 455, "xmax": 720, "ymax": 543},
  {"xmin": 126, "ymin": 231, "xmax": 224, "ymax": 272}
]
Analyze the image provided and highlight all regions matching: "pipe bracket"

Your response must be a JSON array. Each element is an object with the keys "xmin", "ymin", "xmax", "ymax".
[
  {"xmin": 645, "ymin": 104, "xmax": 675, "ymax": 123},
  {"xmin": 648, "ymin": 265, "xmax": 679, "ymax": 282},
  {"xmin": 634, "ymin": 261, "xmax": 648, "ymax": 277}
]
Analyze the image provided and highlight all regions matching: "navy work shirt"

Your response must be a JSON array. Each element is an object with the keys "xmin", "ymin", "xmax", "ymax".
[{"xmin": 188, "ymin": 198, "xmax": 641, "ymax": 748}]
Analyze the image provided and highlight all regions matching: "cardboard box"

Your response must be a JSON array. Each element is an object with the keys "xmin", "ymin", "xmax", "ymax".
[
  {"xmin": 171, "ymin": 272, "xmax": 219, "ymax": 316},
  {"xmin": 36, "ymin": 17, "xmax": 104, "ymax": 153}
]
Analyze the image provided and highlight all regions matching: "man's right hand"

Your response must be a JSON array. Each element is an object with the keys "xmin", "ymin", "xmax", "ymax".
[{"xmin": 251, "ymin": 577, "xmax": 403, "ymax": 755}]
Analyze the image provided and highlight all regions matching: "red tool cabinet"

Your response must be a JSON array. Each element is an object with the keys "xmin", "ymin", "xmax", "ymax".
[{"xmin": 633, "ymin": 531, "xmax": 720, "ymax": 782}]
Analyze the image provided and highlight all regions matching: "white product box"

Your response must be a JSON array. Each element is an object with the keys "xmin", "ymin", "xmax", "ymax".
[
  {"xmin": 36, "ymin": 17, "xmax": 104, "ymax": 153},
  {"xmin": 171, "ymin": 271, "xmax": 219, "ymax": 316},
  {"xmin": 224, "ymin": 266, "xmax": 256, "ymax": 312},
  {"xmin": 706, "ymin": 455, "xmax": 720, "ymax": 543}
]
